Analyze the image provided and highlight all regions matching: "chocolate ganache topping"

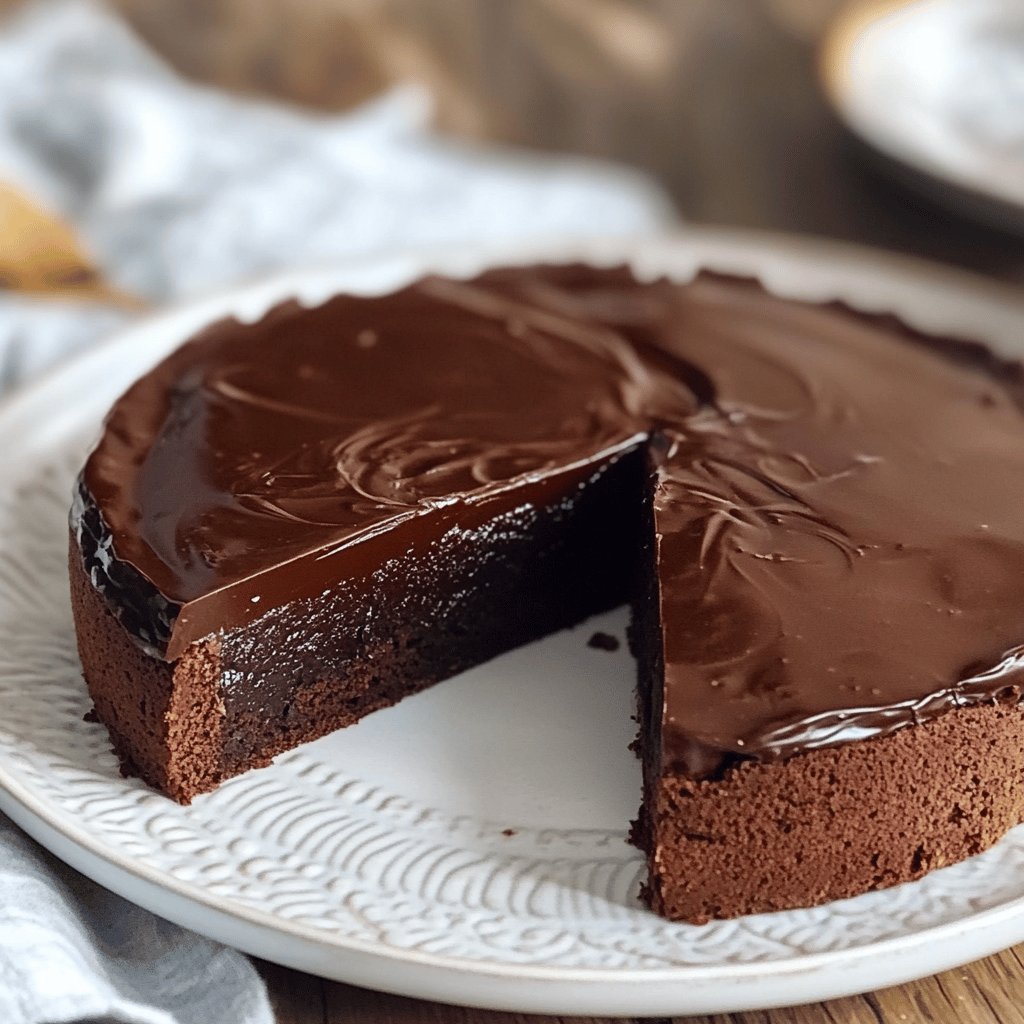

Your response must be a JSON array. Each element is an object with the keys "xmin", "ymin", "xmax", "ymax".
[
  {"xmin": 75, "ymin": 264, "xmax": 1024, "ymax": 777},
  {"xmin": 77, "ymin": 273, "xmax": 678, "ymax": 658}
]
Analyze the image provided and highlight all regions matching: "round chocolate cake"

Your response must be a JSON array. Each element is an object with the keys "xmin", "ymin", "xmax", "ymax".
[{"xmin": 70, "ymin": 264, "xmax": 1024, "ymax": 923}]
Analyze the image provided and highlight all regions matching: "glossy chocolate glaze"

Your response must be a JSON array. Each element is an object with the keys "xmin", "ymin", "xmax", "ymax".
[
  {"xmin": 78, "ymin": 276, "xmax": 666, "ymax": 660},
  {"xmin": 643, "ymin": 278, "xmax": 1024, "ymax": 775},
  {"xmin": 74, "ymin": 264, "xmax": 1024, "ymax": 776}
]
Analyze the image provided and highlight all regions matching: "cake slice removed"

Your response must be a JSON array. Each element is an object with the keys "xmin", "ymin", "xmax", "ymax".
[{"xmin": 70, "ymin": 264, "xmax": 1024, "ymax": 922}]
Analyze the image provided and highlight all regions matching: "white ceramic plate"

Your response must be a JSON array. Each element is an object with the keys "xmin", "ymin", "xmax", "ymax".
[
  {"xmin": 2, "ymin": 230, "xmax": 1024, "ymax": 1018},
  {"xmin": 821, "ymin": 0, "xmax": 1024, "ymax": 233}
]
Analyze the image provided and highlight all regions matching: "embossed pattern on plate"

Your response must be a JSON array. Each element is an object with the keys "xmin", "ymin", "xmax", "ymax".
[{"xmin": 1, "ymin": 232, "xmax": 1024, "ymax": 1016}]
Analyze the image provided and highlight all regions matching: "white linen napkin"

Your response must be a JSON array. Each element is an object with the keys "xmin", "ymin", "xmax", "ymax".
[{"xmin": 0, "ymin": 2, "xmax": 673, "ymax": 1022}]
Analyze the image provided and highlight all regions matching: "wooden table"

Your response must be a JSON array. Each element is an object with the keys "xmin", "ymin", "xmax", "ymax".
[
  {"xmin": 112, "ymin": 0, "xmax": 1024, "ymax": 288},
  {"xmin": 7, "ymin": 0, "xmax": 1024, "ymax": 1019},
  {"xmin": 256, "ymin": 949, "xmax": 1024, "ymax": 1023}
]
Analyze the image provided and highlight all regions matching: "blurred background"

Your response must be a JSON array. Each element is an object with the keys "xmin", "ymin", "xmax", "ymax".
[
  {"xmin": 74, "ymin": 0, "xmax": 1022, "ymax": 260},
  {"xmin": 102, "ymin": 0, "xmax": 850, "ymax": 232},
  {"xmin": 0, "ymin": 0, "xmax": 1021, "ymax": 320}
]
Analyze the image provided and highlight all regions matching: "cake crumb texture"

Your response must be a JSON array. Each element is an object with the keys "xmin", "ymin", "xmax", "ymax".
[{"xmin": 638, "ymin": 701, "xmax": 1024, "ymax": 923}]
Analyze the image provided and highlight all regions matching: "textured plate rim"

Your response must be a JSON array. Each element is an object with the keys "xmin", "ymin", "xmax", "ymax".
[{"xmin": 2, "ymin": 227, "xmax": 1024, "ymax": 1015}]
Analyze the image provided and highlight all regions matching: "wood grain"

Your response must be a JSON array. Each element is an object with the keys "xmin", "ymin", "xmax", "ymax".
[{"xmin": 258, "ymin": 946, "xmax": 1024, "ymax": 1023}]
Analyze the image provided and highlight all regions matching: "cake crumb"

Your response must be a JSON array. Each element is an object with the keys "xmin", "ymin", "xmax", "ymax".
[
  {"xmin": 588, "ymin": 631, "xmax": 620, "ymax": 652},
  {"xmin": 501, "ymin": 828, "xmax": 517, "ymax": 837}
]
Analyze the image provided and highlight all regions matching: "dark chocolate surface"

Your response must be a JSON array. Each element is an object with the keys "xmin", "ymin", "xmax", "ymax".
[
  {"xmin": 218, "ymin": 449, "xmax": 644, "ymax": 768},
  {"xmin": 74, "ymin": 264, "xmax": 1024, "ymax": 776},
  {"xmin": 79, "ymin": 275, "xmax": 668, "ymax": 659}
]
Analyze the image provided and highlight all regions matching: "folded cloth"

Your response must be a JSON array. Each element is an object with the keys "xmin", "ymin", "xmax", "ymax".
[
  {"xmin": 0, "ymin": 818, "xmax": 274, "ymax": 1024},
  {"xmin": 0, "ymin": 1, "xmax": 673, "ymax": 1021}
]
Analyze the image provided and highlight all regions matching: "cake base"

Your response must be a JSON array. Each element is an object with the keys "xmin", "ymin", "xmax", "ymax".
[{"xmin": 76, "ymin": 531, "xmax": 1024, "ymax": 923}]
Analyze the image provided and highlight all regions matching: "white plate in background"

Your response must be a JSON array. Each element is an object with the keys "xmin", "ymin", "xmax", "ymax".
[
  {"xmin": 1, "ymin": 230, "xmax": 1024, "ymax": 1017},
  {"xmin": 822, "ymin": 0, "xmax": 1024, "ymax": 233}
]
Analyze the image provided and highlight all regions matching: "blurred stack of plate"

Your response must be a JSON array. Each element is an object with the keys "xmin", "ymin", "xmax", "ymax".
[{"xmin": 821, "ymin": 0, "xmax": 1024, "ymax": 234}]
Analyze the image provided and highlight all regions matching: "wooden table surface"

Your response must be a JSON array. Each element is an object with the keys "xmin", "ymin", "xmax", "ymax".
[
  {"xmin": 255, "ymin": 949, "xmax": 1024, "ymax": 1023},
  {"xmin": 6, "ymin": 1, "xmax": 1023, "ymax": 1020}
]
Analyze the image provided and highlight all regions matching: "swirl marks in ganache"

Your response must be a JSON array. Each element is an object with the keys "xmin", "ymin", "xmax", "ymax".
[{"xmin": 75, "ymin": 264, "xmax": 1024, "ymax": 772}]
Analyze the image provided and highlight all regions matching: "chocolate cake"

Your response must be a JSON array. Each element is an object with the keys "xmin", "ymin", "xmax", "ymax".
[{"xmin": 69, "ymin": 263, "xmax": 1024, "ymax": 924}]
